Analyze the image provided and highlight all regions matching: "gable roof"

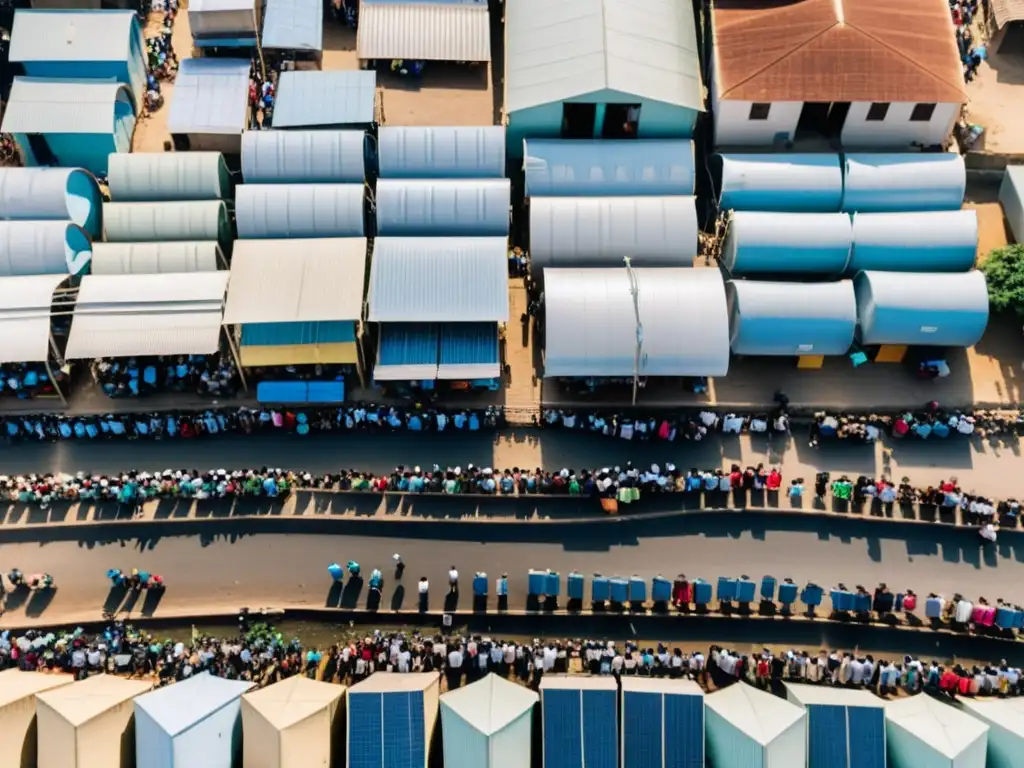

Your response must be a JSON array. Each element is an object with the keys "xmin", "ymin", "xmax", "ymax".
[
  {"xmin": 705, "ymin": 682, "xmax": 805, "ymax": 745},
  {"xmin": 712, "ymin": 0, "xmax": 967, "ymax": 104},
  {"xmin": 134, "ymin": 672, "xmax": 253, "ymax": 737},
  {"xmin": 37, "ymin": 675, "xmax": 152, "ymax": 726},
  {"xmin": 242, "ymin": 676, "xmax": 344, "ymax": 730},
  {"xmin": 441, "ymin": 674, "xmax": 538, "ymax": 735}
]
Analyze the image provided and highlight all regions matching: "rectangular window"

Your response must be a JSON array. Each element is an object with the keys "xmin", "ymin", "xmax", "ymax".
[
  {"xmin": 910, "ymin": 103, "xmax": 936, "ymax": 122},
  {"xmin": 866, "ymin": 103, "xmax": 889, "ymax": 121},
  {"xmin": 748, "ymin": 103, "xmax": 771, "ymax": 121}
]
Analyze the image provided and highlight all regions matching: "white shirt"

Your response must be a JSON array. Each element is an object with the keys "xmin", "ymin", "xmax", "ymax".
[
  {"xmin": 542, "ymin": 647, "xmax": 557, "ymax": 671},
  {"xmin": 850, "ymin": 659, "xmax": 866, "ymax": 684},
  {"xmin": 448, "ymin": 650, "xmax": 463, "ymax": 668},
  {"xmin": 448, "ymin": 569, "xmax": 458, "ymax": 584},
  {"xmin": 419, "ymin": 580, "xmax": 429, "ymax": 594}
]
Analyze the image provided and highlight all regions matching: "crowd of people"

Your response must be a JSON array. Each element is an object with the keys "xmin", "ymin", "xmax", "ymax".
[
  {"xmin": 0, "ymin": 363, "xmax": 67, "ymax": 400},
  {"xmin": 94, "ymin": 354, "xmax": 238, "ymax": 399},
  {"xmin": 951, "ymin": 0, "xmax": 985, "ymax": 83},
  {"xmin": 143, "ymin": 0, "xmax": 179, "ymax": 112}
]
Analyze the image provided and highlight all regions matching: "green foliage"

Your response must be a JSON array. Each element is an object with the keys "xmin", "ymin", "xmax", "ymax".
[{"xmin": 981, "ymin": 244, "xmax": 1024, "ymax": 318}]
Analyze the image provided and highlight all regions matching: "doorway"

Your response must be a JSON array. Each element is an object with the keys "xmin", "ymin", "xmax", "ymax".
[
  {"xmin": 561, "ymin": 103, "xmax": 596, "ymax": 138},
  {"xmin": 796, "ymin": 102, "xmax": 831, "ymax": 136},
  {"xmin": 602, "ymin": 103, "xmax": 641, "ymax": 138}
]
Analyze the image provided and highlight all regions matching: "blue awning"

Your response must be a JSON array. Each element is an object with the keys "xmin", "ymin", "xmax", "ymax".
[
  {"xmin": 241, "ymin": 321, "xmax": 356, "ymax": 346},
  {"xmin": 437, "ymin": 323, "xmax": 499, "ymax": 380},
  {"xmin": 262, "ymin": 0, "xmax": 323, "ymax": 50},
  {"xmin": 375, "ymin": 323, "xmax": 439, "ymax": 381}
]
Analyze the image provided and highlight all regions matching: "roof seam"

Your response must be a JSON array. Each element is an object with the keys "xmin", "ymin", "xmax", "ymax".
[
  {"xmin": 845, "ymin": 22, "xmax": 967, "ymax": 100},
  {"xmin": 721, "ymin": 22, "xmax": 838, "ymax": 98}
]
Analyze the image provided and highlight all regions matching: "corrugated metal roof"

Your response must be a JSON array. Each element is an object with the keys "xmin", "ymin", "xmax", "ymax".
[
  {"xmin": 241, "ymin": 320, "xmax": 356, "ymax": 346},
  {"xmin": 885, "ymin": 695, "xmax": 989, "ymax": 761},
  {"xmin": 524, "ymin": 139, "xmax": 695, "ymax": 197},
  {"xmin": 530, "ymin": 195, "xmax": 697, "ymax": 269},
  {"xmin": 223, "ymin": 238, "xmax": 367, "ymax": 324},
  {"xmin": 65, "ymin": 272, "xmax": 230, "ymax": 359},
  {"xmin": 719, "ymin": 153, "xmax": 844, "ymax": 213},
  {"xmin": 0, "ymin": 220, "xmax": 92, "ymax": 277},
  {"xmin": 357, "ymin": 2, "xmax": 491, "ymax": 62},
  {"xmin": 0, "ymin": 167, "xmax": 102, "ymax": 231},
  {"xmin": 1, "ymin": 77, "xmax": 130, "ymax": 135},
  {"xmin": 506, "ymin": 0, "xmax": 703, "ymax": 113},
  {"xmin": 441, "ymin": 674, "xmax": 537, "ymax": 735},
  {"xmin": 102, "ymin": 200, "xmax": 229, "ymax": 243},
  {"xmin": 90, "ymin": 241, "xmax": 223, "ymax": 274},
  {"xmin": 272, "ymin": 71, "xmax": 374, "ymax": 128},
  {"xmin": 721, "ymin": 212, "xmax": 852, "ymax": 276},
  {"xmin": 1000, "ymin": 165, "xmax": 1024, "ymax": 244},
  {"xmin": 107, "ymin": 152, "xmax": 230, "ymax": 202},
  {"xmin": 189, "ymin": 0, "xmax": 258, "ymax": 37},
  {"xmin": 375, "ymin": 178, "xmax": 510, "ymax": 237},
  {"xmin": 241, "ymin": 130, "xmax": 366, "ymax": 183},
  {"xmin": 437, "ymin": 323, "xmax": 500, "ymax": 380},
  {"xmin": 261, "ymin": 0, "xmax": 323, "ymax": 50},
  {"xmin": 0, "ymin": 274, "xmax": 67, "ymax": 364},
  {"xmin": 841, "ymin": 153, "xmax": 967, "ymax": 213},
  {"xmin": 369, "ymin": 237, "xmax": 509, "ymax": 323},
  {"xmin": 374, "ymin": 323, "xmax": 439, "ymax": 380},
  {"xmin": 854, "ymin": 270, "xmax": 989, "ymax": 347},
  {"xmin": 543, "ymin": 267, "xmax": 730, "ymax": 378},
  {"xmin": 235, "ymin": 184, "xmax": 365, "ymax": 238},
  {"xmin": 727, "ymin": 279, "xmax": 857, "ymax": 356},
  {"xmin": 10, "ymin": 9, "xmax": 137, "ymax": 62},
  {"xmin": 167, "ymin": 58, "xmax": 251, "ymax": 135},
  {"xmin": 378, "ymin": 126, "xmax": 505, "ymax": 179},
  {"xmin": 848, "ymin": 210, "xmax": 977, "ymax": 273}
]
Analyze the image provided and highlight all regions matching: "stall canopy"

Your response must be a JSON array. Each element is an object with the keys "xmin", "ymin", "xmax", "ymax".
[
  {"xmin": 188, "ymin": 0, "xmax": 258, "ymax": 46},
  {"xmin": 854, "ymin": 270, "xmax": 989, "ymax": 347},
  {"xmin": 375, "ymin": 323, "xmax": 440, "ymax": 381},
  {"xmin": 106, "ymin": 152, "xmax": 231, "ymax": 202},
  {"xmin": 718, "ymin": 153, "xmax": 844, "ymax": 213},
  {"xmin": 842, "ymin": 153, "xmax": 967, "ymax": 213},
  {"xmin": 543, "ymin": 267, "xmax": 730, "ymax": 378},
  {"xmin": 347, "ymin": 672, "xmax": 440, "ymax": 768},
  {"xmin": 529, "ymin": 195, "xmax": 698, "ymax": 269},
  {"xmin": 102, "ymin": 200, "xmax": 231, "ymax": 244},
  {"xmin": 375, "ymin": 178, "xmax": 510, "ymax": 237},
  {"xmin": 524, "ymin": 139, "xmax": 695, "ymax": 197},
  {"xmin": 378, "ymin": 125, "xmax": 506, "ymax": 179},
  {"xmin": 90, "ymin": 241, "xmax": 224, "ymax": 275},
  {"xmin": 885, "ymin": 695, "xmax": 988, "ymax": 768},
  {"xmin": 272, "ymin": 70, "xmax": 375, "ymax": 128},
  {"xmin": 241, "ymin": 677, "xmax": 345, "ymax": 768},
  {"xmin": 223, "ymin": 238, "xmax": 367, "ymax": 366},
  {"xmin": 958, "ymin": 698, "xmax": 1024, "ymax": 768},
  {"xmin": 721, "ymin": 212, "xmax": 852, "ymax": 276},
  {"xmin": 540, "ymin": 675, "xmax": 618, "ymax": 768},
  {"xmin": 235, "ymin": 184, "xmax": 365, "ymax": 238},
  {"xmin": 261, "ymin": 0, "xmax": 322, "ymax": 51},
  {"xmin": 727, "ymin": 279, "xmax": 857, "ymax": 357},
  {"xmin": 437, "ymin": 323, "xmax": 500, "ymax": 380},
  {"xmin": 441, "ymin": 674, "xmax": 538, "ymax": 768},
  {"xmin": 0, "ymin": 220, "xmax": 92, "ymax": 277},
  {"xmin": 134, "ymin": 672, "xmax": 253, "ymax": 768},
  {"xmin": 241, "ymin": 129, "xmax": 366, "ymax": 183},
  {"xmin": 0, "ymin": 274, "xmax": 67, "ymax": 363},
  {"xmin": 704, "ymin": 682, "xmax": 807, "ymax": 768},
  {"xmin": 167, "ymin": 58, "xmax": 251, "ymax": 137},
  {"xmin": 848, "ymin": 210, "xmax": 978, "ymax": 273},
  {"xmin": 999, "ymin": 165, "xmax": 1024, "ymax": 243},
  {"xmin": 620, "ymin": 678, "xmax": 704, "ymax": 768},
  {"xmin": 0, "ymin": 167, "xmax": 103, "ymax": 235},
  {"xmin": 65, "ymin": 271, "xmax": 230, "ymax": 359},
  {"xmin": 0, "ymin": 669, "xmax": 74, "ymax": 768},
  {"xmin": 368, "ymin": 237, "xmax": 509, "ymax": 323},
  {"xmin": 357, "ymin": 0, "xmax": 491, "ymax": 62},
  {"xmin": 785, "ymin": 682, "xmax": 886, "ymax": 768}
]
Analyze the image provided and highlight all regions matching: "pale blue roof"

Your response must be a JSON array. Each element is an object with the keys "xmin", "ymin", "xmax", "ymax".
[
  {"xmin": 261, "ymin": 0, "xmax": 323, "ymax": 50},
  {"xmin": 848, "ymin": 211, "xmax": 977, "ymax": 273},
  {"xmin": 10, "ymin": 9, "xmax": 139, "ymax": 63},
  {"xmin": 375, "ymin": 179, "xmax": 510, "ymax": 237},
  {"xmin": 134, "ymin": 672, "xmax": 251, "ymax": 737},
  {"xmin": 167, "ymin": 58, "xmax": 250, "ymax": 135},
  {"xmin": 272, "ymin": 70, "xmax": 375, "ymax": 128},
  {"xmin": 842, "ymin": 153, "xmax": 966, "ymax": 213},
  {"xmin": 378, "ymin": 126, "xmax": 504, "ymax": 179},
  {"xmin": 719, "ymin": 154, "xmax": 843, "ymax": 213}
]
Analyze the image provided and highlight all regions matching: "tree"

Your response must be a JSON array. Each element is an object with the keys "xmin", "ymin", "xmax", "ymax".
[{"xmin": 981, "ymin": 243, "xmax": 1024, "ymax": 318}]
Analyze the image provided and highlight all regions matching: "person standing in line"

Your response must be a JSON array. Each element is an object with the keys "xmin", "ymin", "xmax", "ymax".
[
  {"xmin": 448, "ymin": 565, "xmax": 459, "ymax": 594},
  {"xmin": 446, "ymin": 644, "xmax": 464, "ymax": 690}
]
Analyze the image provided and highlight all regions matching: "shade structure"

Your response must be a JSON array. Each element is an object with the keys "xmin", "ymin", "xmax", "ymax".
[
  {"xmin": 134, "ymin": 672, "xmax": 253, "ymax": 768},
  {"xmin": 378, "ymin": 126, "xmax": 506, "ymax": 179},
  {"xmin": 241, "ymin": 130, "xmax": 366, "ymax": 184},
  {"xmin": 885, "ymin": 694, "xmax": 988, "ymax": 768},
  {"xmin": 65, "ymin": 271, "xmax": 230, "ymax": 359},
  {"xmin": 36, "ymin": 674, "xmax": 152, "ymax": 768},
  {"xmin": 346, "ymin": 672, "xmax": 440, "ymax": 768},
  {"xmin": 357, "ymin": 0, "xmax": 491, "ymax": 62},
  {"xmin": 785, "ymin": 682, "xmax": 886, "ymax": 768},
  {"xmin": 166, "ymin": 58, "xmax": 251, "ymax": 145},
  {"xmin": 1000, "ymin": 165, "xmax": 1024, "ymax": 244},
  {"xmin": 848, "ymin": 210, "xmax": 977, "ymax": 273},
  {"xmin": 102, "ymin": 200, "xmax": 231, "ymax": 244},
  {"xmin": 437, "ymin": 323, "xmax": 500, "ymax": 380},
  {"xmin": 529, "ymin": 196, "xmax": 698, "ymax": 269},
  {"xmin": 704, "ymin": 682, "xmax": 806, "ymax": 768},
  {"xmin": 0, "ymin": 669, "xmax": 73, "ymax": 768},
  {"xmin": 0, "ymin": 273, "xmax": 68, "ymax": 363},
  {"xmin": 368, "ymin": 237, "xmax": 509, "ymax": 323},
  {"xmin": 440, "ymin": 673, "xmax": 538, "ymax": 768},
  {"xmin": 241, "ymin": 676, "xmax": 345, "ymax": 768},
  {"xmin": 524, "ymin": 139, "xmax": 695, "ymax": 197},
  {"xmin": 235, "ymin": 184, "xmax": 365, "ymax": 238},
  {"xmin": 854, "ymin": 270, "xmax": 989, "ymax": 347},
  {"xmin": 90, "ymin": 241, "xmax": 224, "ymax": 274},
  {"xmin": 957, "ymin": 698, "xmax": 1024, "ymax": 768},
  {"xmin": 842, "ymin": 153, "xmax": 967, "ymax": 213},
  {"xmin": 374, "ymin": 178, "xmax": 510, "ymax": 237},
  {"xmin": 540, "ymin": 675, "xmax": 618, "ymax": 768},
  {"xmin": 261, "ymin": 0, "xmax": 323, "ymax": 51},
  {"xmin": 621, "ymin": 677, "xmax": 704, "ymax": 768},
  {"xmin": 721, "ymin": 212, "xmax": 852, "ymax": 276},
  {"xmin": 241, "ymin": 321, "xmax": 358, "ymax": 366},
  {"xmin": 0, "ymin": 167, "xmax": 103, "ymax": 235},
  {"xmin": 189, "ymin": 0, "xmax": 258, "ymax": 43},
  {"xmin": 543, "ymin": 267, "xmax": 730, "ymax": 378},
  {"xmin": 727, "ymin": 280, "xmax": 857, "ymax": 356},
  {"xmin": 0, "ymin": 220, "xmax": 93, "ymax": 277},
  {"xmin": 107, "ymin": 152, "xmax": 231, "ymax": 202},
  {"xmin": 374, "ymin": 323, "xmax": 440, "ymax": 381},
  {"xmin": 719, "ymin": 153, "xmax": 843, "ymax": 213},
  {"xmin": 271, "ymin": 71, "xmax": 374, "ymax": 128}
]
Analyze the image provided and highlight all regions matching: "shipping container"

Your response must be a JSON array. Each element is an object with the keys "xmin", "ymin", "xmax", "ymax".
[
  {"xmin": 785, "ymin": 682, "xmax": 885, "ymax": 768},
  {"xmin": 621, "ymin": 677, "xmax": 704, "ymax": 768},
  {"xmin": 540, "ymin": 675, "xmax": 617, "ymax": 768}
]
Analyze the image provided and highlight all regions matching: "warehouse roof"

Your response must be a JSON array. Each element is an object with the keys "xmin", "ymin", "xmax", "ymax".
[
  {"xmin": 0, "ymin": 274, "xmax": 67, "ymax": 364},
  {"xmin": 241, "ymin": 130, "xmax": 366, "ymax": 183},
  {"xmin": 234, "ymin": 184, "xmax": 365, "ymax": 239},
  {"xmin": 2, "ymin": 78, "xmax": 132, "ymax": 135},
  {"xmin": 90, "ymin": 241, "xmax": 224, "ymax": 275},
  {"xmin": 10, "ymin": 9, "xmax": 139, "ymax": 62},
  {"xmin": 378, "ymin": 126, "xmax": 505, "ymax": 179},
  {"xmin": 442, "ymin": 674, "xmax": 538, "ymax": 735},
  {"xmin": 167, "ymin": 58, "xmax": 251, "ymax": 135},
  {"xmin": 261, "ymin": 0, "xmax": 323, "ymax": 50},
  {"xmin": 375, "ymin": 178, "xmax": 510, "ymax": 237},
  {"xmin": 272, "ymin": 70, "xmax": 375, "ymax": 127},
  {"xmin": 106, "ymin": 152, "xmax": 230, "ymax": 202},
  {"xmin": 357, "ymin": 0, "xmax": 491, "ymax": 62}
]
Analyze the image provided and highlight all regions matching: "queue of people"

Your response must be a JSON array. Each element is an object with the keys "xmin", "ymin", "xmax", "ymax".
[
  {"xmin": 94, "ymin": 354, "xmax": 238, "ymax": 399},
  {"xmin": 951, "ymin": 0, "xmax": 985, "ymax": 83},
  {"xmin": 144, "ymin": 0, "xmax": 179, "ymax": 112}
]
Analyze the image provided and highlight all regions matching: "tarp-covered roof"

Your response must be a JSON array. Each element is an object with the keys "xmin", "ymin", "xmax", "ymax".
[
  {"xmin": 704, "ymin": 683, "xmax": 805, "ymax": 746},
  {"xmin": 0, "ymin": 167, "xmax": 102, "ymax": 233},
  {"xmin": 842, "ymin": 153, "xmax": 967, "ymax": 213},
  {"xmin": 375, "ymin": 178, "xmax": 510, "ymax": 237},
  {"xmin": 102, "ymin": 200, "xmax": 229, "ymax": 243},
  {"xmin": 36, "ymin": 674, "xmax": 152, "ymax": 727},
  {"xmin": 0, "ymin": 274, "xmax": 67, "ymax": 363},
  {"xmin": 272, "ymin": 70, "xmax": 374, "ymax": 127},
  {"xmin": 107, "ymin": 152, "xmax": 230, "ymax": 202},
  {"xmin": 2, "ymin": 77, "xmax": 131, "ymax": 135},
  {"xmin": 167, "ymin": 58, "xmax": 250, "ymax": 135},
  {"xmin": 261, "ymin": 0, "xmax": 322, "ymax": 50},
  {"xmin": 241, "ymin": 130, "xmax": 366, "ymax": 183},
  {"xmin": 235, "ymin": 184, "xmax": 365, "ymax": 238},
  {"xmin": 442, "ymin": 674, "xmax": 538, "ymax": 735},
  {"xmin": 90, "ymin": 241, "xmax": 223, "ymax": 274},
  {"xmin": 10, "ymin": 9, "xmax": 139, "ymax": 62},
  {"xmin": 135, "ymin": 672, "xmax": 252, "ymax": 737},
  {"xmin": 357, "ymin": 0, "xmax": 491, "ymax": 62},
  {"xmin": 543, "ymin": 267, "xmax": 730, "ymax": 378},
  {"xmin": 848, "ymin": 210, "xmax": 977, "ymax": 273},
  {"xmin": 886, "ymin": 695, "xmax": 988, "ymax": 760},
  {"xmin": 378, "ymin": 126, "xmax": 505, "ymax": 179}
]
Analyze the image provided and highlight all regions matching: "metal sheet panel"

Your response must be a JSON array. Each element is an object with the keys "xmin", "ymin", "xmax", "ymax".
[
  {"xmin": 376, "ymin": 179, "xmax": 510, "ymax": 237},
  {"xmin": 542, "ymin": 689, "xmax": 583, "ymax": 768},
  {"xmin": 272, "ymin": 71, "xmax": 375, "ymax": 127},
  {"xmin": 90, "ymin": 241, "xmax": 223, "ymax": 274},
  {"xmin": 842, "ymin": 153, "xmax": 966, "ymax": 213},
  {"xmin": 261, "ymin": 0, "xmax": 323, "ymax": 50},
  {"xmin": 808, "ymin": 704, "xmax": 847, "ymax": 768},
  {"xmin": 374, "ymin": 323, "xmax": 439, "ymax": 381},
  {"xmin": 2, "ymin": 77, "xmax": 128, "ymax": 134},
  {"xmin": 722, "ymin": 212, "xmax": 852, "ymax": 275},
  {"xmin": 0, "ymin": 220, "xmax": 92, "ymax": 276},
  {"xmin": 346, "ymin": 692, "xmax": 383, "ymax": 768},
  {"xmin": 1000, "ymin": 166, "xmax": 1024, "ymax": 244},
  {"xmin": 241, "ymin": 321, "xmax": 356, "ymax": 346},
  {"xmin": 357, "ymin": 2, "xmax": 491, "ymax": 62},
  {"xmin": 437, "ymin": 323, "xmax": 499, "ymax": 380},
  {"xmin": 664, "ymin": 689, "xmax": 704, "ymax": 768},
  {"xmin": 167, "ymin": 58, "xmax": 250, "ymax": 135},
  {"xmin": 188, "ymin": 0, "xmax": 258, "ymax": 37},
  {"xmin": 847, "ymin": 707, "xmax": 886, "ymax": 768},
  {"xmin": 524, "ymin": 140, "xmax": 695, "ymax": 197},
  {"xmin": 582, "ymin": 690, "xmax": 617, "ymax": 768},
  {"xmin": 241, "ymin": 130, "xmax": 366, "ymax": 183},
  {"xmin": 623, "ymin": 691, "xmax": 661, "ymax": 768},
  {"xmin": 0, "ymin": 168, "xmax": 102, "ymax": 232},
  {"xmin": 102, "ymin": 200, "xmax": 229, "ymax": 243},
  {"xmin": 529, "ymin": 196, "xmax": 697, "ymax": 268},
  {"xmin": 10, "ymin": 9, "xmax": 136, "ymax": 61},
  {"xmin": 848, "ymin": 210, "xmax": 977, "ymax": 273},
  {"xmin": 107, "ymin": 152, "xmax": 230, "ymax": 201},
  {"xmin": 378, "ymin": 126, "xmax": 505, "ymax": 179},
  {"xmin": 719, "ymin": 153, "xmax": 844, "ymax": 213},
  {"xmin": 0, "ymin": 274, "xmax": 67, "ymax": 364},
  {"xmin": 235, "ymin": 184, "xmax": 365, "ymax": 238}
]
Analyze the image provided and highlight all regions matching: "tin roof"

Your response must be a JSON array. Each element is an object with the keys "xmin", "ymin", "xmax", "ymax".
[
  {"xmin": 10, "ymin": 9, "xmax": 139, "ymax": 62},
  {"xmin": 272, "ymin": 70, "xmax": 375, "ymax": 128},
  {"xmin": 357, "ymin": 2, "xmax": 491, "ymax": 62},
  {"xmin": 167, "ymin": 58, "xmax": 251, "ymax": 136},
  {"xmin": 261, "ymin": 0, "xmax": 323, "ymax": 50},
  {"xmin": 712, "ymin": 0, "xmax": 967, "ymax": 104},
  {"xmin": 1, "ymin": 78, "xmax": 130, "ymax": 135}
]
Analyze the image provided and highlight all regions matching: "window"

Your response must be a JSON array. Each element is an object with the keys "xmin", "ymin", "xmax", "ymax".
[
  {"xmin": 866, "ymin": 103, "xmax": 890, "ymax": 121},
  {"xmin": 748, "ymin": 103, "xmax": 771, "ymax": 120},
  {"xmin": 910, "ymin": 103, "xmax": 936, "ymax": 122}
]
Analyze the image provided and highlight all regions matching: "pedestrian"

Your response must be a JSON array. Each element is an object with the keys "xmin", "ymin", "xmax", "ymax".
[{"xmin": 448, "ymin": 565, "xmax": 459, "ymax": 594}]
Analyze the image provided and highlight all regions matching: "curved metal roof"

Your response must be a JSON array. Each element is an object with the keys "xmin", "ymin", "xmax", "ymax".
[
  {"xmin": 721, "ymin": 212, "xmax": 852, "ymax": 276},
  {"xmin": 90, "ymin": 241, "xmax": 223, "ymax": 275},
  {"xmin": 234, "ymin": 184, "xmax": 365, "ymax": 239},
  {"xmin": 0, "ymin": 220, "xmax": 92, "ymax": 277},
  {"xmin": 102, "ymin": 200, "xmax": 230, "ymax": 243},
  {"xmin": 848, "ymin": 210, "xmax": 977, "ymax": 273},
  {"xmin": 375, "ymin": 179, "xmax": 510, "ymax": 237},
  {"xmin": 0, "ymin": 167, "xmax": 103, "ymax": 235},
  {"xmin": 241, "ymin": 130, "xmax": 365, "ymax": 183},
  {"xmin": 842, "ymin": 153, "xmax": 966, "ymax": 213},
  {"xmin": 0, "ymin": 274, "xmax": 68, "ymax": 364},
  {"xmin": 719, "ymin": 153, "xmax": 843, "ymax": 213},
  {"xmin": 378, "ymin": 126, "xmax": 505, "ymax": 179},
  {"xmin": 107, "ymin": 152, "xmax": 230, "ymax": 202}
]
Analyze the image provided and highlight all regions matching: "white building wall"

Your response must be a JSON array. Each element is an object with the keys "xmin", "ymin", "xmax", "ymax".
[
  {"xmin": 841, "ymin": 102, "xmax": 959, "ymax": 148},
  {"xmin": 490, "ymin": 712, "xmax": 533, "ymax": 768},
  {"xmin": 764, "ymin": 716, "xmax": 806, "ymax": 768},
  {"xmin": 713, "ymin": 98, "xmax": 803, "ymax": 147}
]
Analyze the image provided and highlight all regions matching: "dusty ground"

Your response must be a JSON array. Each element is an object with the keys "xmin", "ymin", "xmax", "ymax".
[
  {"xmin": 132, "ymin": 10, "xmax": 197, "ymax": 153},
  {"xmin": 966, "ymin": 45, "xmax": 1024, "ymax": 156}
]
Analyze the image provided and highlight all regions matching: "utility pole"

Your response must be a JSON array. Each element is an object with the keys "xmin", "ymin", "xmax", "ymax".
[{"xmin": 624, "ymin": 256, "xmax": 642, "ymax": 406}]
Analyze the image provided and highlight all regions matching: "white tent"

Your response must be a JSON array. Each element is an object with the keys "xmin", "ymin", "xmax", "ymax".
[
  {"xmin": 241, "ymin": 676, "xmax": 345, "ymax": 768},
  {"xmin": 886, "ymin": 695, "xmax": 988, "ymax": 768},
  {"xmin": 36, "ymin": 674, "xmax": 152, "ymax": 768},
  {"xmin": 0, "ymin": 669, "xmax": 74, "ymax": 768},
  {"xmin": 441, "ymin": 673, "xmax": 538, "ymax": 768},
  {"xmin": 704, "ymin": 682, "xmax": 806, "ymax": 768},
  {"xmin": 957, "ymin": 698, "xmax": 1022, "ymax": 768}
]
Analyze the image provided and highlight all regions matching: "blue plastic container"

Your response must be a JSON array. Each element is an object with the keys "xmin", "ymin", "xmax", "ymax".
[
  {"xmin": 567, "ymin": 571, "xmax": 585, "ymax": 600},
  {"xmin": 545, "ymin": 571, "xmax": 561, "ymax": 597},
  {"xmin": 996, "ymin": 606, "xmax": 1015, "ymax": 629},
  {"xmin": 610, "ymin": 578, "xmax": 629, "ymax": 603},
  {"xmin": 853, "ymin": 592, "xmax": 871, "ymax": 613},
  {"xmin": 760, "ymin": 576, "xmax": 777, "ymax": 601},
  {"xmin": 925, "ymin": 597, "xmax": 944, "ymax": 618},
  {"xmin": 801, "ymin": 585, "xmax": 824, "ymax": 607},
  {"xmin": 528, "ymin": 569, "xmax": 546, "ymax": 596},
  {"xmin": 693, "ymin": 579, "xmax": 712, "ymax": 605},
  {"xmin": 1014, "ymin": 609, "xmax": 1024, "ymax": 629},
  {"xmin": 652, "ymin": 577, "xmax": 672, "ymax": 602},
  {"xmin": 629, "ymin": 577, "xmax": 646, "ymax": 603},
  {"xmin": 717, "ymin": 577, "xmax": 738, "ymax": 602},
  {"xmin": 736, "ymin": 579, "xmax": 756, "ymax": 603},
  {"xmin": 778, "ymin": 582, "xmax": 798, "ymax": 604},
  {"xmin": 830, "ymin": 590, "xmax": 853, "ymax": 612},
  {"xmin": 592, "ymin": 576, "xmax": 610, "ymax": 602},
  {"xmin": 473, "ymin": 573, "xmax": 487, "ymax": 596}
]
